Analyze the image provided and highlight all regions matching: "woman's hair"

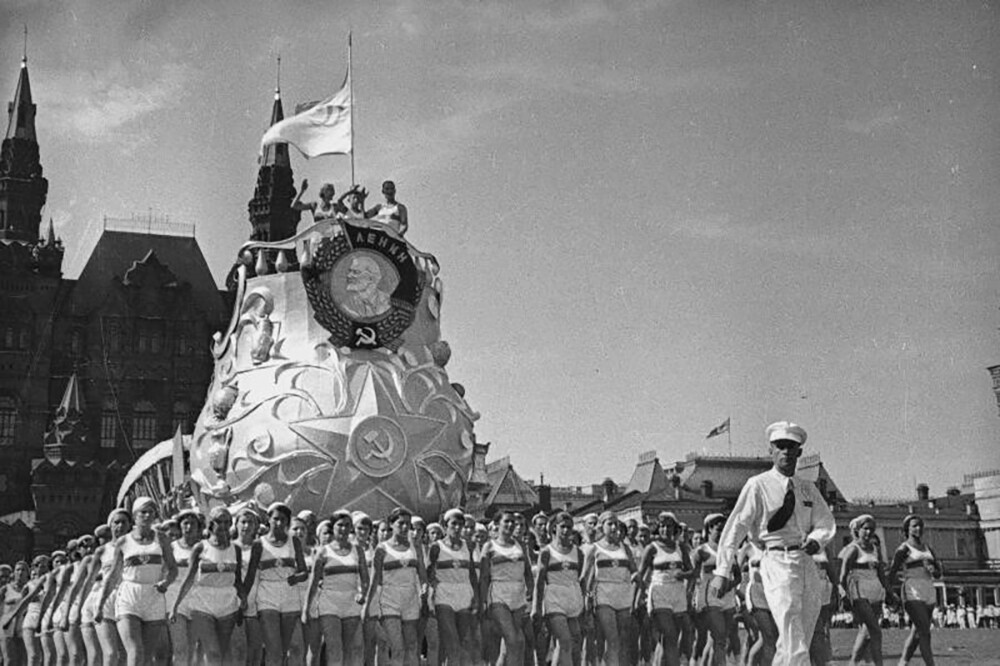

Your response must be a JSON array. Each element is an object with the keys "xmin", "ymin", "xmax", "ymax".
[
  {"xmin": 387, "ymin": 507, "xmax": 412, "ymax": 524},
  {"xmin": 267, "ymin": 502, "xmax": 292, "ymax": 523},
  {"xmin": 901, "ymin": 514, "xmax": 923, "ymax": 534}
]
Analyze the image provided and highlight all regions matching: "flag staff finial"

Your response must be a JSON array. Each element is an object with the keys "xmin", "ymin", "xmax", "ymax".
[
  {"xmin": 23, "ymin": 25, "xmax": 28, "ymax": 63},
  {"xmin": 276, "ymin": 53, "xmax": 281, "ymax": 96}
]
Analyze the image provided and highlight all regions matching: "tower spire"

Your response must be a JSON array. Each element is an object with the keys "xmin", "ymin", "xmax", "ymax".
[
  {"xmin": 244, "ymin": 58, "xmax": 296, "ymax": 249},
  {"xmin": 1, "ymin": 51, "xmax": 48, "ymax": 244}
]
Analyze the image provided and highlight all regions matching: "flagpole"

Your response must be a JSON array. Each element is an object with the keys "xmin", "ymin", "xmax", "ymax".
[
  {"xmin": 348, "ymin": 31, "xmax": 355, "ymax": 188},
  {"xmin": 728, "ymin": 418, "xmax": 732, "ymax": 456}
]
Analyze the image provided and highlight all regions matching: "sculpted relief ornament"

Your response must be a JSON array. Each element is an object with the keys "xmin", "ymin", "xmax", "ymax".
[{"xmin": 192, "ymin": 217, "xmax": 481, "ymax": 518}]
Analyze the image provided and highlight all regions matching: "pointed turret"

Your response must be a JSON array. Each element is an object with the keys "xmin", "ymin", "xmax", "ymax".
[
  {"xmin": 45, "ymin": 217, "xmax": 55, "ymax": 244},
  {"xmin": 0, "ymin": 55, "xmax": 49, "ymax": 243},
  {"xmin": 5, "ymin": 58, "xmax": 36, "ymax": 142},
  {"xmin": 247, "ymin": 84, "xmax": 297, "ymax": 245},
  {"xmin": 43, "ymin": 373, "xmax": 87, "ymax": 463}
]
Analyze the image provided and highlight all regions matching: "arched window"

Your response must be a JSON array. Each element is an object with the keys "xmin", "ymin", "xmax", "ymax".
[
  {"xmin": 0, "ymin": 397, "xmax": 16, "ymax": 446},
  {"xmin": 131, "ymin": 401, "xmax": 158, "ymax": 450}
]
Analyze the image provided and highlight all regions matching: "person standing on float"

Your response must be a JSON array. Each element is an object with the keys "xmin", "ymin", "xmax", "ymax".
[{"xmin": 709, "ymin": 421, "xmax": 835, "ymax": 666}]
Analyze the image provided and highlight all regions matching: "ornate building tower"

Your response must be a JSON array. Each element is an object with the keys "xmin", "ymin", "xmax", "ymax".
[
  {"xmin": 247, "ymin": 88, "xmax": 297, "ymax": 243},
  {"xmin": 0, "ymin": 54, "xmax": 49, "ymax": 244}
]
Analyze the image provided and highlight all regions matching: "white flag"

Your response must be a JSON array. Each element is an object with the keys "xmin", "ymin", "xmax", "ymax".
[{"xmin": 261, "ymin": 70, "xmax": 351, "ymax": 158}]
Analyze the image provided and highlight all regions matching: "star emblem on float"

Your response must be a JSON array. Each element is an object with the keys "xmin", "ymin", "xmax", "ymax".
[
  {"xmin": 302, "ymin": 221, "xmax": 423, "ymax": 350},
  {"xmin": 288, "ymin": 365, "xmax": 447, "ymax": 506}
]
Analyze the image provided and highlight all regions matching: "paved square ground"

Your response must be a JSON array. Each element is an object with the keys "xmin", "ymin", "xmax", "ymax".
[{"xmin": 828, "ymin": 628, "xmax": 1000, "ymax": 665}]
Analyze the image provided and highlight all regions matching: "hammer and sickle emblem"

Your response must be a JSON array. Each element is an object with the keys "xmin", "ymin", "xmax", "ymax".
[
  {"xmin": 355, "ymin": 327, "xmax": 377, "ymax": 346},
  {"xmin": 362, "ymin": 429, "xmax": 395, "ymax": 462}
]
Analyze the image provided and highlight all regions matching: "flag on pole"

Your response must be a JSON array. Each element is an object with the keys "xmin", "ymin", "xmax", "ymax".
[
  {"xmin": 261, "ymin": 69, "xmax": 352, "ymax": 158},
  {"xmin": 706, "ymin": 417, "xmax": 730, "ymax": 439}
]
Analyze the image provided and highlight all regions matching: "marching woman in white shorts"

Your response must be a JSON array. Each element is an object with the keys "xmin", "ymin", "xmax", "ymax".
[
  {"xmin": 83, "ymin": 509, "xmax": 131, "ymax": 666},
  {"xmin": 244, "ymin": 501, "xmax": 309, "ymax": 666},
  {"xmin": 692, "ymin": 513, "xmax": 739, "ymax": 666},
  {"xmin": 635, "ymin": 511, "xmax": 693, "ymax": 666},
  {"xmin": 581, "ymin": 511, "xmax": 636, "ymax": 666},
  {"xmin": 303, "ymin": 510, "xmax": 369, "ymax": 666},
  {"xmin": 76, "ymin": 524, "xmax": 112, "ymax": 666},
  {"xmin": 840, "ymin": 514, "xmax": 892, "ymax": 666},
  {"xmin": 234, "ymin": 505, "xmax": 264, "ymax": 666},
  {"xmin": 61, "ymin": 535, "xmax": 97, "ymax": 666},
  {"xmin": 888, "ymin": 515, "xmax": 941, "ymax": 666},
  {"xmin": 4, "ymin": 554, "xmax": 52, "ymax": 666},
  {"xmin": 96, "ymin": 497, "xmax": 179, "ymax": 666},
  {"xmin": 479, "ymin": 510, "xmax": 534, "ymax": 666},
  {"xmin": 533, "ymin": 511, "xmax": 585, "ymax": 666},
  {"xmin": 170, "ymin": 506, "xmax": 245, "ymax": 665},
  {"xmin": 166, "ymin": 508, "xmax": 202, "ymax": 666},
  {"xmin": 363, "ymin": 507, "xmax": 428, "ymax": 666},
  {"xmin": 428, "ymin": 508, "xmax": 478, "ymax": 666}
]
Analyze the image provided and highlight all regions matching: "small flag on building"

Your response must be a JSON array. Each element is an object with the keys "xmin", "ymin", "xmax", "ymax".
[{"xmin": 706, "ymin": 417, "xmax": 730, "ymax": 439}]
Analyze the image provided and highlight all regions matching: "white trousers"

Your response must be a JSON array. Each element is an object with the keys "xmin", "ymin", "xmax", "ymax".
[{"xmin": 760, "ymin": 550, "xmax": 822, "ymax": 666}]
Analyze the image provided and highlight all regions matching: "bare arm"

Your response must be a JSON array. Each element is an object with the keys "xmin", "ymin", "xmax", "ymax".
[
  {"xmin": 302, "ymin": 548, "xmax": 325, "ymax": 623},
  {"xmin": 362, "ymin": 546, "xmax": 385, "ymax": 620},
  {"xmin": 157, "ymin": 532, "xmax": 179, "ymax": 592},
  {"xmin": 289, "ymin": 537, "xmax": 309, "ymax": 585},
  {"xmin": 242, "ymin": 541, "xmax": 262, "ymax": 597},
  {"xmin": 170, "ymin": 542, "xmax": 203, "ymax": 618}
]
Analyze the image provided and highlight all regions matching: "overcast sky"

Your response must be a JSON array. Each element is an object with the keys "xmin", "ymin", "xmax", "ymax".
[{"xmin": 2, "ymin": 0, "xmax": 997, "ymax": 500}]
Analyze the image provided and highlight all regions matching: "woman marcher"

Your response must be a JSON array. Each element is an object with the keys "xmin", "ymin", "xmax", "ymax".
[
  {"xmin": 363, "ymin": 507, "xmax": 427, "ymax": 666},
  {"xmin": 840, "ymin": 515, "xmax": 892, "ymax": 666},
  {"xmin": 1, "ymin": 560, "xmax": 30, "ymax": 666},
  {"xmin": 888, "ymin": 515, "xmax": 942, "ymax": 666},
  {"xmin": 61, "ymin": 535, "xmax": 98, "ymax": 665},
  {"xmin": 75, "ymin": 527, "xmax": 111, "ymax": 666},
  {"xmin": 85, "ymin": 509, "xmax": 132, "ymax": 666},
  {"xmin": 533, "ymin": 512, "xmax": 585, "ymax": 666},
  {"xmin": 634, "ymin": 511, "xmax": 692, "ymax": 666},
  {"xmin": 234, "ymin": 505, "xmax": 264, "ymax": 666},
  {"xmin": 170, "ymin": 506, "xmax": 245, "ymax": 665},
  {"xmin": 427, "ymin": 508, "xmax": 478, "ymax": 666},
  {"xmin": 5, "ymin": 555, "xmax": 52, "ymax": 666},
  {"xmin": 581, "ymin": 511, "xmax": 635, "ymax": 666},
  {"xmin": 692, "ymin": 513, "xmax": 740, "ymax": 666},
  {"xmin": 38, "ymin": 548, "xmax": 71, "ymax": 666},
  {"xmin": 244, "ymin": 502, "xmax": 309, "ymax": 666},
  {"xmin": 303, "ymin": 510, "xmax": 369, "ymax": 666},
  {"xmin": 478, "ymin": 511, "xmax": 533, "ymax": 666},
  {"xmin": 810, "ymin": 544, "xmax": 839, "ymax": 666},
  {"xmin": 739, "ymin": 542, "xmax": 778, "ymax": 666},
  {"xmin": 166, "ymin": 508, "xmax": 202, "ymax": 666},
  {"xmin": 96, "ymin": 497, "xmax": 179, "ymax": 666}
]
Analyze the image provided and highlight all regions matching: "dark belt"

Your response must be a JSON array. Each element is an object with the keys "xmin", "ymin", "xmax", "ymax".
[
  {"xmin": 766, "ymin": 544, "xmax": 801, "ymax": 552},
  {"xmin": 259, "ymin": 557, "xmax": 296, "ymax": 571},
  {"xmin": 323, "ymin": 565, "xmax": 359, "ymax": 576},
  {"xmin": 905, "ymin": 561, "xmax": 931, "ymax": 569},
  {"xmin": 596, "ymin": 560, "xmax": 626, "ymax": 569},
  {"xmin": 434, "ymin": 560, "xmax": 470, "ymax": 570}
]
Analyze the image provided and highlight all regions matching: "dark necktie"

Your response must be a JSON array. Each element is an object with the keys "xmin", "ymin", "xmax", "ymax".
[{"xmin": 767, "ymin": 479, "xmax": 796, "ymax": 532}]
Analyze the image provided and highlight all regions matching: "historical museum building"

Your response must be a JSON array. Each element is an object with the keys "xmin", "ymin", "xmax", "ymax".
[{"xmin": 0, "ymin": 55, "xmax": 295, "ymax": 560}]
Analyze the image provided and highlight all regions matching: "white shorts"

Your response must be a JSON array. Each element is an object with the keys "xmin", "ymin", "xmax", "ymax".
[{"xmin": 115, "ymin": 581, "xmax": 166, "ymax": 623}]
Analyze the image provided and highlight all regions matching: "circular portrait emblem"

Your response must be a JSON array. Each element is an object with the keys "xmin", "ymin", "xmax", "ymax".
[
  {"xmin": 326, "ymin": 250, "xmax": 400, "ymax": 321},
  {"xmin": 302, "ymin": 222, "xmax": 424, "ymax": 349}
]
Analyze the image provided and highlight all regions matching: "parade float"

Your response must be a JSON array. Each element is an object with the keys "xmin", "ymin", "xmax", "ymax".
[{"xmin": 179, "ymin": 215, "xmax": 488, "ymax": 519}]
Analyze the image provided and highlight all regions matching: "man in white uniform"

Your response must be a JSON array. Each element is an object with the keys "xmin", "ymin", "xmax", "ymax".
[{"xmin": 709, "ymin": 421, "xmax": 835, "ymax": 665}]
